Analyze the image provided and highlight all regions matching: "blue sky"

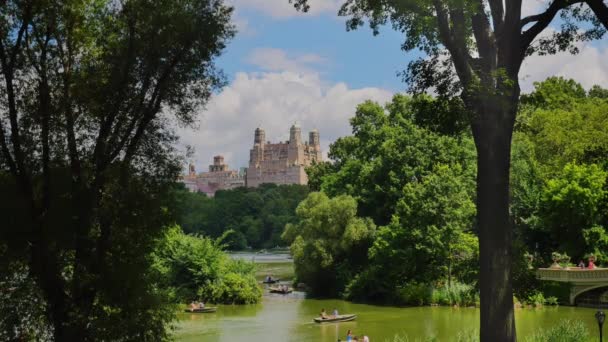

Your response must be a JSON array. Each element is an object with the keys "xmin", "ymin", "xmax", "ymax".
[
  {"xmin": 179, "ymin": 0, "xmax": 608, "ymax": 171},
  {"xmin": 218, "ymin": 8, "xmax": 411, "ymax": 92}
]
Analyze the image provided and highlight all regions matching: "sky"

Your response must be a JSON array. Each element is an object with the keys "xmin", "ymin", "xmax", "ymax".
[{"xmin": 178, "ymin": 0, "xmax": 608, "ymax": 171}]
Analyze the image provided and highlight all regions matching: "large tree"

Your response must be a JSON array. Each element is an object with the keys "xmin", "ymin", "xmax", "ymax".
[
  {"xmin": 289, "ymin": 0, "xmax": 608, "ymax": 340},
  {"xmin": 0, "ymin": 0, "xmax": 233, "ymax": 340}
]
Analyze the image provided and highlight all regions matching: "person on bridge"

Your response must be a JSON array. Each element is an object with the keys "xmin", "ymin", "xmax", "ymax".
[
  {"xmin": 578, "ymin": 260, "xmax": 585, "ymax": 268},
  {"xmin": 588, "ymin": 260, "xmax": 596, "ymax": 269}
]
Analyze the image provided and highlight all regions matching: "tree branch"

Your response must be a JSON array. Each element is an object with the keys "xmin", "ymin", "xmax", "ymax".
[
  {"xmin": 487, "ymin": 0, "xmax": 505, "ymax": 33},
  {"xmin": 433, "ymin": 0, "xmax": 473, "ymax": 86},
  {"xmin": 520, "ymin": 0, "xmax": 584, "ymax": 51},
  {"xmin": 586, "ymin": 0, "xmax": 608, "ymax": 30}
]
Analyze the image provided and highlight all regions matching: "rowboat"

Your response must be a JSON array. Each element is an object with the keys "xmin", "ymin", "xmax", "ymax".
[
  {"xmin": 269, "ymin": 287, "xmax": 293, "ymax": 294},
  {"xmin": 262, "ymin": 279, "xmax": 280, "ymax": 284},
  {"xmin": 184, "ymin": 307, "xmax": 217, "ymax": 313},
  {"xmin": 313, "ymin": 314, "xmax": 356, "ymax": 323}
]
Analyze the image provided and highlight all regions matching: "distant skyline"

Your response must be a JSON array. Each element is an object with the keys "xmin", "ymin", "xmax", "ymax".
[{"xmin": 179, "ymin": 0, "xmax": 608, "ymax": 171}]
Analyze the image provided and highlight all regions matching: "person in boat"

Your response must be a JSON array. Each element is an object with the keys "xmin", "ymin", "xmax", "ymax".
[
  {"xmin": 189, "ymin": 301, "xmax": 197, "ymax": 312},
  {"xmin": 362, "ymin": 336, "xmax": 369, "ymax": 342},
  {"xmin": 578, "ymin": 260, "xmax": 585, "ymax": 268},
  {"xmin": 332, "ymin": 308, "xmax": 339, "ymax": 318},
  {"xmin": 320, "ymin": 308, "xmax": 329, "ymax": 319},
  {"xmin": 198, "ymin": 301, "xmax": 205, "ymax": 309},
  {"xmin": 346, "ymin": 330, "xmax": 353, "ymax": 342}
]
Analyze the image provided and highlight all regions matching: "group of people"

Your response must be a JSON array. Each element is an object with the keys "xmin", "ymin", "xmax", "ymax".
[
  {"xmin": 188, "ymin": 300, "xmax": 205, "ymax": 311},
  {"xmin": 277, "ymin": 284, "xmax": 290, "ymax": 292},
  {"xmin": 319, "ymin": 308, "xmax": 340, "ymax": 319},
  {"xmin": 340, "ymin": 329, "xmax": 369, "ymax": 342},
  {"xmin": 578, "ymin": 259, "xmax": 596, "ymax": 269}
]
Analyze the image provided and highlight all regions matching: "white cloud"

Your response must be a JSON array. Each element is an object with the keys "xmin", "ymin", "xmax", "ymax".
[
  {"xmin": 520, "ymin": 42, "xmax": 608, "ymax": 92},
  {"xmin": 179, "ymin": 68, "xmax": 393, "ymax": 171},
  {"xmin": 247, "ymin": 48, "xmax": 328, "ymax": 73},
  {"xmin": 227, "ymin": 0, "xmax": 342, "ymax": 19}
]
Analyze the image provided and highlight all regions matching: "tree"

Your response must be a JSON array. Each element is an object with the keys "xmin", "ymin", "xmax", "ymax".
[
  {"xmin": 316, "ymin": 95, "xmax": 475, "ymax": 226},
  {"xmin": 539, "ymin": 163, "xmax": 608, "ymax": 260},
  {"xmin": 153, "ymin": 226, "xmax": 262, "ymax": 304},
  {"xmin": 288, "ymin": 1, "xmax": 608, "ymax": 339},
  {"xmin": 282, "ymin": 192, "xmax": 376, "ymax": 296},
  {"xmin": 0, "ymin": 0, "xmax": 234, "ymax": 339}
]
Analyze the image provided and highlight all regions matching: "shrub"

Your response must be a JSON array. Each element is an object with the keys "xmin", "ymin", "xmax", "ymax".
[
  {"xmin": 430, "ymin": 282, "xmax": 478, "ymax": 306},
  {"xmin": 525, "ymin": 291, "xmax": 546, "ymax": 307},
  {"xmin": 525, "ymin": 319, "xmax": 589, "ymax": 342},
  {"xmin": 396, "ymin": 282, "xmax": 433, "ymax": 306},
  {"xmin": 545, "ymin": 296, "xmax": 559, "ymax": 306}
]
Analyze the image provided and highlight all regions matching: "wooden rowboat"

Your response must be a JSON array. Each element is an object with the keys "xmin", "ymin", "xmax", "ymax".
[
  {"xmin": 184, "ymin": 307, "xmax": 217, "ymax": 313},
  {"xmin": 269, "ymin": 287, "xmax": 293, "ymax": 294},
  {"xmin": 262, "ymin": 279, "xmax": 280, "ymax": 284},
  {"xmin": 313, "ymin": 314, "xmax": 356, "ymax": 323}
]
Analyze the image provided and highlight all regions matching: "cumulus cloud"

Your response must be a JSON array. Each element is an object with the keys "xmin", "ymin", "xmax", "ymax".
[
  {"xmin": 247, "ymin": 48, "xmax": 328, "ymax": 74},
  {"xmin": 520, "ymin": 40, "xmax": 608, "ymax": 92},
  {"xmin": 227, "ymin": 0, "xmax": 342, "ymax": 19},
  {"xmin": 179, "ymin": 57, "xmax": 393, "ymax": 171}
]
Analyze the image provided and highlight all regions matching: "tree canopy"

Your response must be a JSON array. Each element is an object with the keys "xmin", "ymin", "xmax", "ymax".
[
  {"xmin": 0, "ymin": 0, "xmax": 234, "ymax": 340},
  {"xmin": 288, "ymin": 0, "xmax": 608, "ymax": 339}
]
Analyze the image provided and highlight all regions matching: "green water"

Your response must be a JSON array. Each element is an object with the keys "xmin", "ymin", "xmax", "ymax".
[{"xmin": 174, "ymin": 254, "xmax": 602, "ymax": 342}]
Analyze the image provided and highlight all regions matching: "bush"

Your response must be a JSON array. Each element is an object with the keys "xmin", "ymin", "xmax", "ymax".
[
  {"xmin": 525, "ymin": 291, "xmax": 546, "ymax": 307},
  {"xmin": 154, "ymin": 226, "xmax": 262, "ymax": 304},
  {"xmin": 430, "ymin": 282, "xmax": 478, "ymax": 306},
  {"xmin": 525, "ymin": 319, "xmax": 590, "ymax": 342},
  {"xmin": 545, "ymin": 296, "xmax": 559, "ymax": 306},
  {"xmin": 396, "ymin": 282, "xmax": 433, "ymax": 306}
]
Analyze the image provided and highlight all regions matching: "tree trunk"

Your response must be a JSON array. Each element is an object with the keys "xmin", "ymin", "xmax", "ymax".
[{"xmin": 472, "ymin": 99, "xmax": 517, "ymax": 342}]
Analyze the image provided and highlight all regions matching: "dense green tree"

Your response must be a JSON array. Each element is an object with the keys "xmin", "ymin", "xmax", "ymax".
[
  {"xmin": 317, "ymin": 95, "xmax": 475, "ymax": 226},
  {"xmin": 347, "ymin": 164, "xmax": 477, "ymax": 301},
  {"xmin": 539, "ymin": 163, "xmax": 608, "ymax": 261},
  {"xmin": 173, "ymin": 184, "xmax": 309, "ymax": 248},
  {"xmin": 282, "ymin": 192, "xmax": 376, "ymax": 296},
  {"xmin": 0, "ymin": 0, "xmax": 234, "ymax": 339},
  {"xmin": 153, "ymin": 226, "xmax": 262, "ymax": 304},
  {"xmin": 289, "ymin": 0, "xmax": 608, "ymax": 338}
]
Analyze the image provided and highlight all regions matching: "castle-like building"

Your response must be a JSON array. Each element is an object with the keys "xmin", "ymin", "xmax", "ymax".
[
  {"xmin": 246, "ymin": 124, "xmax": 321, "ymax": 187},
  {"xmin": 181, "ymin": 155, "xmax": 245, "ymax": 196}
]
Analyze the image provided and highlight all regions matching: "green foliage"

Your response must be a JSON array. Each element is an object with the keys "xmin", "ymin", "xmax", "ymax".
[
  {"xmin": 525, "ymin": 319, "xmax": 590, "ymax": 342},
  {"xmin": 154, "ymin": 226, "xmax": 262, "ymax": 304},
  {"xmin": 348, "ymin": 164, "xmax": 477, "ymax": 301},
  {"xmin": 282, "ymin": 192, "xmax": 376, "ymax": 296},
  {"xmin": 0, "ymin": 0, "xmax": 234, "ymax": 339},
  {"xmin": 318, "ymin": 95, "xmax": 476, "ymax": 226},
  {"xmin": 430, "ymin": 282, "xmax": 478, "ymax": 307},
  {"xmin": 539, "ymin": 163, "xmax": 608, "ymax": 261},
  {"xmin": 173, "ymin": 183, "xmax": 309, "ymax": 249}
]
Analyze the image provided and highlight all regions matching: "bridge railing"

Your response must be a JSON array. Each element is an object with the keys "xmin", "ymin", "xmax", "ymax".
[{"xmin": 537, "ymin": 268, "xmax": 608, "ymax": 283}]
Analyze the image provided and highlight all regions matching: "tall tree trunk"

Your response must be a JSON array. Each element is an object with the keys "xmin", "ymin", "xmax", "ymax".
[{"xmin": 472, "ymin": 98, "xmax": 517, "ymax": 342}]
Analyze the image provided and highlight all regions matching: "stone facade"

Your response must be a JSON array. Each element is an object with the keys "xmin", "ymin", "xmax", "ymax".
[
  {"xmin": 246, "ymin": 124, "xmax": 321, "ymax": 187},
  {"xmin": 180, "ymin": 155, "xmax": 245, "ymax": 196}
]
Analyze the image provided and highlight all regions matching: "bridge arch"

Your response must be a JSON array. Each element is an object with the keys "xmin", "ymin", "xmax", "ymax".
[
  {"xmin": 537, "ymin": 268, "xmax": 608, "ymax": 306},
  {"xmin": 573, "ymin": 285, "xmax": 608, "ymax": 308}
]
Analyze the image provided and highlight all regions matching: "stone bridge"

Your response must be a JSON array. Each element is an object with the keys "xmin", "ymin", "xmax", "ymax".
[{"xmin": 537, "ymin": 268, "xmax": 608, "ymax": 306}]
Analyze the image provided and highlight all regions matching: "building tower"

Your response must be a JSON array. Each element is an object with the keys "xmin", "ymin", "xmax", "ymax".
[
  {"xmin": 250, "ymin": 127, "xmax": 265, "ymax": 166},
  {"xmin": 209, "ymin": 155, "xmax": 227, "ymax": 172},
  {"xmin": 309, "ymin": 129, "xmax": 322, "ymax": 162},
  {"xmin": 288, "ymin": 123, "xmax": 303, "ymax": 164}
]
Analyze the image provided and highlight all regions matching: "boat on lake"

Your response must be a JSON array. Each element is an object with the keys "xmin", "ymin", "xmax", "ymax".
[
  {"xmin": 184, "ymin": 307, "xmax": 217, "ymax": 313},
  {"xmin": 269, "ymin": 287, "xmax": 292, "ymax": 294},
  {"xmin": 262, "ymin": 278, "xmax": 280, "ymax": 284},
  {"xmin": 313, "ymin": 314, "xmax": 356, "ymax": 323}
]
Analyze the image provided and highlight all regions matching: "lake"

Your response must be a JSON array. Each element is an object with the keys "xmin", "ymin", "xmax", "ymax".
[{"xmin": 174, "ymin": 253, "xmax": 602, "ymax": 342}]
